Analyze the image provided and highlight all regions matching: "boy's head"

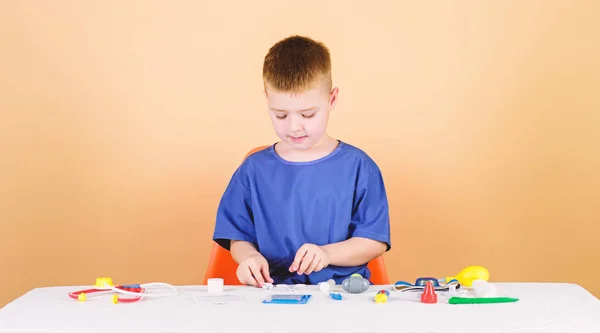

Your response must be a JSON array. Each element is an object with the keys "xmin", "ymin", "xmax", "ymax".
[{"xmin": 262, "ymin": 35, "xmax": 338, "ymax": 151}]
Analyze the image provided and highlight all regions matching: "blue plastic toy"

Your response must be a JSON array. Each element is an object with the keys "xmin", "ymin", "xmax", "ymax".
[
  {"xmin": 394, "ymin": 277, "xmax": 460, "ymax": 292},
  {"xmin": 262, "ymin": 294, "xmax": 312, "ymax": 304},
  {"xmin": 329, "ymin": 293, "xmax": 342, "ymax": 300}
]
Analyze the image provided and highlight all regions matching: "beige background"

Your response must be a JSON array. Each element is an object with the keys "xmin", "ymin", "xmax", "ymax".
[{"xmin": 1, "ymin": 1, "xmax": 599, "ymax": 307}]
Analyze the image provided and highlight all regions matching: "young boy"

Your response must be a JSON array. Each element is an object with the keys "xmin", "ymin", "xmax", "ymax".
[{"xmin": 212, "ymin": 35, "xmax": 391, "ymax": 287}]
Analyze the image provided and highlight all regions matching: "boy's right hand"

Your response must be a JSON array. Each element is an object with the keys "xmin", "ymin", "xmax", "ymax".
[{"xmin": 236, "ymin": 253, "xmax": 274, "ymax": 287}]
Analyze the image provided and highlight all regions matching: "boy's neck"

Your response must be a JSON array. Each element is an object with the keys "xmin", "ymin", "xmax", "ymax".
[{"xmin": 275, "ymin": 134, "xmax": 340, "ymax": 163}]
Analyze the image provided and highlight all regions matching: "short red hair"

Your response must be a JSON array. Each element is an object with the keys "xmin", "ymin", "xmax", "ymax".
[{"xmin": 262, "ymin": 35, "xmax": 332, "ymax": 93}]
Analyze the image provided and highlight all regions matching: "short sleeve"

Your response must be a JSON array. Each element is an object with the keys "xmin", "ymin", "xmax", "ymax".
[
  {"xmin": 350, "ymin": 166, "xmax": 392, "ymax": 251},
  {"xmin": 212, "ymin": 163, "xmax": 256, "ymax": 251}
]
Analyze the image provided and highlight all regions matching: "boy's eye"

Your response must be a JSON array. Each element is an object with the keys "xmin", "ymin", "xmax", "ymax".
[
  {"xmin": 302, "ymin": 113, "xmax": 315, "ymax": 118},
  {"xmin": 276, "ymin": 114, "xmax": 287, "ymax": 119}
]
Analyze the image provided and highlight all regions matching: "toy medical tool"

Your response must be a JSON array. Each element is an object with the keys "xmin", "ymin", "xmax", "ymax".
[
  {"xmin": 263, "ymin": 294, "xmax": 312, "ymax": 304},
  {"xmin": 415, "ymin": 277, "xmax": 440, "ymax": 287},
  {"xmin": 329, "ymin": 293, "xmax": 342, "ymax": 300},
  {"xmin": 442, "ymin": 266, "xmax": 489, "ymax": 287},
  {"xmin": 394, "ymin": 265, "xmax": 490, "ymax": 292},
  {"xmin": 421, "ymin": 281, "xmax": 437, "ymax": 304},
  {"xmin": 449, "ymin": 296, "xmax": 519, "ymax": 304},
  {"xmin": 447, "ymin": 282, "xmax": 464, "ymax": 296},
  {"xmin": 342, "ymin": 274, "xmax": 370, "ymax": 294},
  {"xmin": 207, "ymin": 278, "xmax": 224, "ymax": 293},
  {"xmin": 68, "ymin": 277, "xmax": 178, "ymax": 304},
  {"xmin": 275, "ymin": 284, "xmax": 306, "ymax": 291},
  {"xmin": 374, "ymin": 290, "xmax": 389, "ymax": 303},
  {"xmin": 318, "ymin": 279, "xmax": 335, "ymax": 292},
  {"xmin": 472, "ymin": 279, "xmax": 498, "ymax": 297},
  {"xmin": 394, "ymin": 278, "xmax": 460, "ymax": 292}
]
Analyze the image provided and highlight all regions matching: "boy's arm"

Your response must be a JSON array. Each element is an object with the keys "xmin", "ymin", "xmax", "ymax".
[
  {"xmin": 322, "ymin": 164, "xmax": 391, "ymax": 268},
  {"xmin": 230, "ymin": 240, "xmax": 261, "ymax": 264},
  {"xmin": 212, "ymin": 161, "xmax": 258, "ymax": 256},
  {"xmin": 321, "ymin": 237, "xmax": 387, "ymax": 267},
  {"xmin": 289, "ymin": 236, "xmax": 387, "ymax": 274}
]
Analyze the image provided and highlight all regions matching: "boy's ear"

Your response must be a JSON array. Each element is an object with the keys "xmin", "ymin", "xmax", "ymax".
[{"xmin": 329, "ymin": 87, "xmax": 339, "ymax": 109}]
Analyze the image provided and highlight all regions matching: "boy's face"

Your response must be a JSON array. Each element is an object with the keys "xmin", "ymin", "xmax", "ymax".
[{"xmin": 265, "ymin": 84, "xmax": 338, "ymax": 151}]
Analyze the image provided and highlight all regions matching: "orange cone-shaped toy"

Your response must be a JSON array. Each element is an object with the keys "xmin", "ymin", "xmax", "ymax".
[{"xmin": 421, "ymin": 281, "xmax": 437, "ymax": 304}]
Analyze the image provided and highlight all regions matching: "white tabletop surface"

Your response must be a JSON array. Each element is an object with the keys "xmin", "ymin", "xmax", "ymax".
[{"xmin": 1, "ymin": 282, "xmax": 599, "ymax": 333}]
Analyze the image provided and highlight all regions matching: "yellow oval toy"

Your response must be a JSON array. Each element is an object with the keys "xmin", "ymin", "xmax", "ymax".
[{"xmin": 445, "ymin": 266, "xmax": 489, "ymax": 287}]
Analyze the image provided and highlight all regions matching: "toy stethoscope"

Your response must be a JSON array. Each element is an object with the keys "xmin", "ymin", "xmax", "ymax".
[
  {"xmin": 394, "ymin": 277, "xmax": 461, "ymax": 292},
  {"xmin": 69, "ymin": 277, "xmax": 178, "ymax": 304},
  {"xmin": 393, "ymin": 266, "xmax": 490, "ymax": 292}
]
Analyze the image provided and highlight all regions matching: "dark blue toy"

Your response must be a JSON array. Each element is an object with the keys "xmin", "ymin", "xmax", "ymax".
[{"xmin": 394, "ymin": 277, "xmax": 460, "ymax": 292}]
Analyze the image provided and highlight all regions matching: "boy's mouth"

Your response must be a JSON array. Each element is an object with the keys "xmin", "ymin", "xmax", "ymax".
[{"xmin": 289, "ymin": 135, "xmax": 308, "ymax": 143}]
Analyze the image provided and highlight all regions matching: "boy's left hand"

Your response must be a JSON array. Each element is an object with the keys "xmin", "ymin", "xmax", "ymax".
[{"xmin": 289, "ymin": 243, "xmax": 331, "ymax": 275}]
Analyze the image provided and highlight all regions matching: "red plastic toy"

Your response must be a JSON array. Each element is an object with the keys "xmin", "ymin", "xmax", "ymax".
[
  {"xmin": 69, "ymin": 283, "xmax": 145, "ymax": 304},
  {"xmin": 421, "ymin": 281, "xmax": 438, "ymax": 304}
]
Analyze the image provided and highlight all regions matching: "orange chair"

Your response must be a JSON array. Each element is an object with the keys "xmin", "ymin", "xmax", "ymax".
[{"xmin": 202, "ymin": 146, "xmax": 390, "ymax": 285}]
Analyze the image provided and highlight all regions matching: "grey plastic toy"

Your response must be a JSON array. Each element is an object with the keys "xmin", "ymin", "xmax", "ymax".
[{"xmin": 341, "ymin": 274, "xmax": 370, "ymax": 294}]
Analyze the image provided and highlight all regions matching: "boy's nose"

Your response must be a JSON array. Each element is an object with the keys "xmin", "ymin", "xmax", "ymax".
[{"xmin": 290, "ymin": 117, "xmax": 303, "ymax": 131}]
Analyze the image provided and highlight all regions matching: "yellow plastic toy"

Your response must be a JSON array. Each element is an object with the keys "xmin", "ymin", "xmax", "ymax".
[
  {"xmin": 374, "ymin": 290, "xmax": 389, "ymax": 303},
  {"xmin": 445, "ymin": 266, "xmax": 489, "ymax": 287},
  {"xmin": 94, "ymin": 277, "xmax": 114, "ymax": 288}
]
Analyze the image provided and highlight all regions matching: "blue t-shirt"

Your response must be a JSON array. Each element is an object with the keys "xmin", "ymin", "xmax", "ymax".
[{"xmin": 212, "ymin": 140, "xmax": 391, "ymax": 285}]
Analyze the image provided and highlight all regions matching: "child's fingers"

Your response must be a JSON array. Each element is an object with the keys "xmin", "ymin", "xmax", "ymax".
[
  {"xmin": 260, "ymin": 263, "xmax": 274, "ymax": 283},
  {"xmin": 315, "ymin": 259, "xmax": 325, "ymax": 272},
  {"xmin": 249, "ymin": 264, "xmax": 265, "ymax": 286},
  {"xmin": 304, "ymin": 257, "xmax": 321, "ymax": 275},
  {"xmin": 297, "ymin": 252, "xmax": 315, "ymax": 275},
  {"xmin": 290, "ymin": 246, "xmax": 308, "ymax": 272},
  {"xmin": 241, "ymin": 267, "xmax": 259, "ymax": 287}
]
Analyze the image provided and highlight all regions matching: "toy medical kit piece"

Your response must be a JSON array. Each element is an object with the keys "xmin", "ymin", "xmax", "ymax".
[
  {"xmin": 374, "ymin": 290, "xmax": 389, "ymax": 303},
  {"xmin": 415, "ymin": 277, "xmax": 439, "ymax": 287},
  {"xmin": 329, "ymin": 293, "xmax": 342, "ymax": 300},
  {"xmin": 262, "ymin": 282, "xmax": 274, "ymax": 290},
  {"xmin": 449, "ymin": 296, "xmax": 519, "ymax": 304},
  {"xmin": 421, "ymin": 281, "xmax": 437, "ymax": 304},
  {"xmin": 342, "ymin": 274, "xmax": 370, "ymax": 294},
  {"xmin": 318, "ymin": 279, "xmax": 335, "ymax": 292},
  {"xmin": 443, "ymin": 266, "xmax": 489, "ymax": 287},
  {"xmin": 68, "ymin": 277, "xmax": 178, "ymax": 304},
  {"xmin": 472, "ymin": 279, "xmax": 498, "ymax": 297},
  {"xmin": 207, "ymin": 278, "xmax": 224, "ymax": 293},
  {"xmin": 275, "ymin": 284, "xmax": 306, "ymax": 291},
  {"xmin": 68, "ymin": 278, "xmax": 144, "ymax": 304},
  {"xmin": 395, "ymin": 265, "xmax": 488, "ymax": 291},
  {"xmin": 447, "ymin": 282, "xmax": 466, "ymax": 296},
  {"xmin": 394, "ymin": 279, "xmax": 460, "ymax": 293},
  {"xmin": 262, "ymin": 294, "xmax": 312, "ymax": 304}
]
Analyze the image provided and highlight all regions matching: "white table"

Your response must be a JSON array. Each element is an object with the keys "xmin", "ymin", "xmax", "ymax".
[{"xmin": 1, "ymin": 282, "xmax": 599, "ymax": 333}]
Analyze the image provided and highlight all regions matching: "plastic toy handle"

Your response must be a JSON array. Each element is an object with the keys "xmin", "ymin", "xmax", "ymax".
[{"xmin": 449, "ymin": 297, "xmax": 519, "ymax": 304}]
